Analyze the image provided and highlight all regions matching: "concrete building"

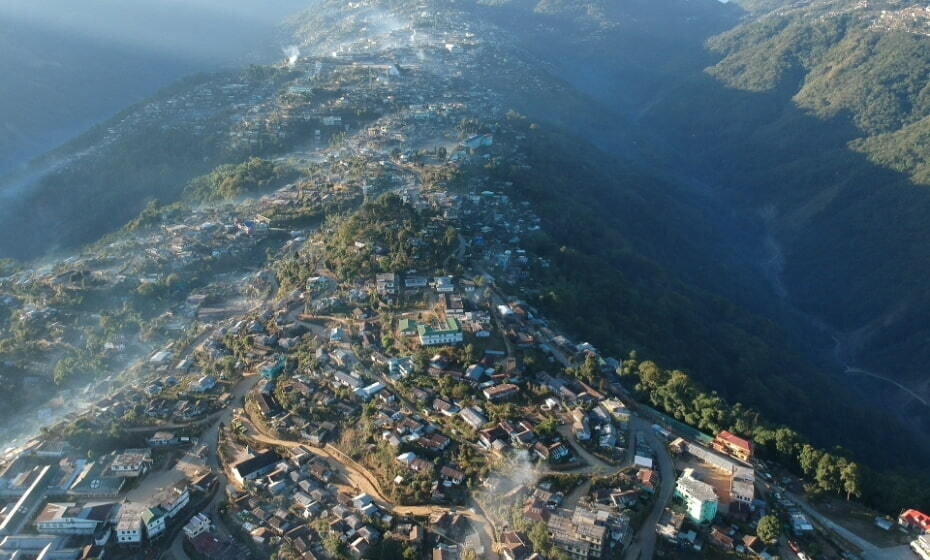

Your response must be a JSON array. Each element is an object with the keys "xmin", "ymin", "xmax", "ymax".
[
  {"xmin": 33, "ymin": 502, "xmax": 116, "ymax": 535},
  {"xmin": 417, "ymin": 318, "xmax": 463, "ymax": 346},
  {"xmin": 141, "ymin": 507, "xmax": 167, "ymax": 539},
  {"xmin": 711, "ymin": 431, "xmax": 753, "ymax": 462},
  {"xmin": 675, "ymin": 469, "xmax": 718, "ymax": 523},
  {"xmin": 231, "ymin": 450, "xmax": 282, "ymax": 485},
  {"xmin": 116, "ymin": 512, "xmax": 143, "ymax": 545},
  {"xmin": 183, "ymin": 513, "xmax": 212, "ymax": 539},
  {"xmin": 108, "ymin": 449, "xmax": 152, "ymax": 477},
  {"xmin": 911, "ymin": 534, "xmax": 930, "ymax": 560},
  {"xmin": 547, "ymin": 507, "xmax": 607, "ymax": 559}
]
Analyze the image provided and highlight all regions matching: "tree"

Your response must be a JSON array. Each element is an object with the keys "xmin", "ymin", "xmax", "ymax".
[
  {"xmin": 841, "ymin": 462, "xmax": 863, "ymax": 501},
  {"xmin": 324, "ymin": 534, "xmax": 344, "ymax": 557},
  {"xmin": 578, "ymin": 353, "xmax": 599, "ymax": 383},
  {"xmin": 757, "ymin": 515, "xmax": 782, "ymax": 545},
  {"xmin": 774, "ymin": 427, "xmax": 801, "ymax": 460},
  {"xmin": 536, "ymin": 417, "xmax": 558, "ymax": 438},
  {"xmin": 527, "ymin": 522, "xmax": 551, "ymax": 556},
  {"xmin": 816, "ymin": 453, "xmax": 840, "ymax": 493},
  {"xmin": 798, "ymin": 444, "xmax": 823, "ymax": 477}
]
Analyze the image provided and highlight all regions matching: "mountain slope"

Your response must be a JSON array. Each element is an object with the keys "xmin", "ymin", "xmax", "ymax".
[
  {"xmin": 631, "ymin": 0, "xmax": 930, "ymax": 400},
  {"xmin": 3, "ymin": 0, "xmax": 928, "ymax": 498}
]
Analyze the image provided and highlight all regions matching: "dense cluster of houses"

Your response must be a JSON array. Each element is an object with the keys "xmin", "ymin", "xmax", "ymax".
[{"xmin": 0, "ymin": 437, "xmax": 215, "ymax": 559}]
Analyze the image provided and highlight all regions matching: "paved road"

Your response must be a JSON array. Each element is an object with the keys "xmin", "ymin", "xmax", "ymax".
[
  {"xmin": 167, "ymin": 374, "xmax": 261, "ymax": 560},
  {"xmin": 623, "ymin": 417, "xmax": 675, "ymax": 560},
  {"xmin": 785, "ymin": 492, "xmax": 916, "ymax": 560},
  {"xmin": 553, "ymin": 424, "xmax": 620, "ymax": 476}
]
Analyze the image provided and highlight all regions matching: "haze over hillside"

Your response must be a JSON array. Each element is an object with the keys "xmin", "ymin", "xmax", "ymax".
[{"xmin": 0, "ymin": 0, "xmax": 311, "ymax": 175}]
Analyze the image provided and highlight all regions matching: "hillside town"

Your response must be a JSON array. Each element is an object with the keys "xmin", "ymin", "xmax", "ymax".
[{"xmin": 0, "ymin": 2, "xmax": 928, "ymax": 560}]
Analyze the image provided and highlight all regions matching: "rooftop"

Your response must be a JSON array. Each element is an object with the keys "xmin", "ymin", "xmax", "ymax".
[{"xmin": 677, "ymin": 470, "xmax": 718, "ymax": 503}]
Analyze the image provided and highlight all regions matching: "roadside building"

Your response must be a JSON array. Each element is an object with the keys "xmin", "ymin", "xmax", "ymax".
[
  {"xmin": 116, "ymin": 512, "xmax": 143, "ymax": 545},
  {"xmin": 900, "ymin": 509, "xmax": 930, "ymax": 534},
  {"xmin": 711, "ymin": 431, "xmax": 752, "ymax": 462},
  {"xmin": 34, "ymin": 502, "xmax": 116, "ymax": 535},
  {"xmin": 675, "ymin": 469, "xmax": 718, "ymax": 523},
  {"xmin": 231, "ymin": 450, "xmax": 282, "ymax": 485},
  {"xmin": 547, "ymin": 507, "xmax": 607, "ymax": 559}
]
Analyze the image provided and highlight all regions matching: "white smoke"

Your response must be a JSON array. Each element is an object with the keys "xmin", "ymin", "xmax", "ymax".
[
  {"xmin": 283, "ymin": 45, "xmax": 300, "ymax": 66},
  {"xmin": 507, "ymin": 449, "xmax": 539, "ymax": 491}
]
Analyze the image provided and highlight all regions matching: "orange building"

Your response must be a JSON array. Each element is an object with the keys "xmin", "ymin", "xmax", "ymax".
[{"xmin": 712, "ymin": 431, "xmax": 753, "ymax": 462}]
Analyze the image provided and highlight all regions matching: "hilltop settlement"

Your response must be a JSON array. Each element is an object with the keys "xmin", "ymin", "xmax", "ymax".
[{"xmin": 0, "ymin": 2, "xmax": 928, "ymax": 560}]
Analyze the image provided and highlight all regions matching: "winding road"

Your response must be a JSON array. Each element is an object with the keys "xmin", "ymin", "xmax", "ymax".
[
  {"xmin": 238, "ymin": 412, "xmax": 500, "ymax": 556},
  {"xmin": 623, "ymin": 417, "xmax": 675, "ymax": 560}
]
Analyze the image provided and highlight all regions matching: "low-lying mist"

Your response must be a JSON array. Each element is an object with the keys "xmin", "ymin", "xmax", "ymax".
[{"xmin": 0, "ymin": 0, "xmax": 314, "ymax": 175}]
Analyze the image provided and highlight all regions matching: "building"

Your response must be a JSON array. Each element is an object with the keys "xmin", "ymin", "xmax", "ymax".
[
  {"xmin": 34, "ymin": 502, "xmax": 116, "ymax": 535},
  {"xmin": 141, "ymin": 507, "xmax": 167, "ymax": 539},
  {"xmin": 231, "ymin": 450, "xmax": 282, "ymax": 485},
  {"xmin": 547, "ymin": 507, "xmax": 607, "ymax": 559},
  {"xmin": 156, "ymin": 483, "xmax": 190, "ymax": 519},
  {"xmin": 183, "ymin": 514, "xmax": 211, "ymax": 540},
  {"xmin": 356, "ymin": 382, "xmax": 386, "ymax": 401},
  {"xmin": 681, "ymin": 440, "xmax": 755, "ymax": 505},
  {"xmin": 656, "ymin": 509, "xmax": 685, "ymax": 541},
  {"xmin": 0, "ymin": 464, "xmax": 51, "ymax": 535},
  {"xmin": 500, "ymin": 531, "xmax": 530, "ymax": 560},
  {"xmin": 417, "ymin": 318, "xmax": 463, "ymax": 346},
  {"xmin": 483, "ymin": 384, "xmax": 520, "ymax": 402},
  {"xmin": 712, "ymin": 431, "xmax": 753, "ymax": 462},
  {"xmin": 434, "ymin": 276, "xmax": 455, "ymax": 293},
  {"xmin": 0, "ymin": 535, "xmax": 84, "ymax": 559},
  {"xmin": 116, "ymin": 512, "xmax": 143, "ymax": 545},
  {"xmin": 376, "ymin": 273, "xmax": 399, "ymax": 296},
  {"xmin": 404, "ymin": 275, "xmax": 428, "ymax": 289},
  {"xmin": 108, "ymin": 449, "xmax": 153, "ymax": 477},
  {"xmin": 148, "ymin": 431, "xmax": 178, "ymax": 447},
  {"xmin": 397, "ymin": 319, "xmax": 417, "ymax": 337},
  {"xmin": 675, "ymin": 469, "xmax": 718, "ymax": 523},
  {"xmin": 190, "ymin": 375, "xmax": 217, "ymax": 393},
  {"xmin": 911, "ymin": 534, "xmax": 930, "ymax": 560},
  {"xmin": 388, "ymin": 357, "xmax": 414, "ymax": 377},
  {"xmin": 459, "ymin": 407, "xmax": 488, "ymax": 430},
  {"xmin": 900, "ymin": 510, "xmax": 930, "ymax": 533},
  {"xmin": 571, "ymin": 409, "xmax": 591, "ymax": 441}
]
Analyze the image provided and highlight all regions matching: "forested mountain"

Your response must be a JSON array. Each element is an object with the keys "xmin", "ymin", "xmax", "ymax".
[{"xmin": 629, "ymin": 0, "xmax": 930, "ymax": 400}]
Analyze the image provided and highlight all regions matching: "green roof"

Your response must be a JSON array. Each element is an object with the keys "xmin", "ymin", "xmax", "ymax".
[
  {"xmin": 141, "ymin": 507, "xmax": 166, "ymax": 524},
  {"xmin": 417, "ymin": 317, "xmax": 461, "ymax": 336}
]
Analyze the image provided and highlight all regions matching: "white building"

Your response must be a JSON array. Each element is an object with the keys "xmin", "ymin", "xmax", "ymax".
[
  {"xmin": 911, "ymin": 534, "xmax": 930, "ymax": 560},
  {"xmin": 116, "ymin": 512, "xmax": 143, "ymax": 545},
  {"xmin": 675, "ymin": 469, "xmax": 718, "ymax": 523},
  {"xmin": 183, "ymin": 513, "xmax": 212, "ymax": 539},
  {"xmin": 108, "ymin": 449, "xmax": 152, "ymax": 477},
  {"xmin": 34, "ymin": 502, "xmax": 116, "ymax": 535},
  {"xmin": 434, "ymin": 276, "xmax": 455, "ymax": 293},
  {"xmin": 142, "ymin": 508, "xmax": 166, "ymax": 539},
  {"xmin": 417, "ymin": 318, "xmax": 463, "ymax": 346},
  {"xmin": 157, "ymin": 483, "xmax": 190, "ymax": 519}
]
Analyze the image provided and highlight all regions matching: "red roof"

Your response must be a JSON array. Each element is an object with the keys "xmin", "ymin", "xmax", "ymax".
[
  {"xmin": 716, "ymin": 430, "xmax": 752, "ymax": 452},
  {"xmin": 900, "ymin": 509, "xmax": 930, "ymax": 531}
]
